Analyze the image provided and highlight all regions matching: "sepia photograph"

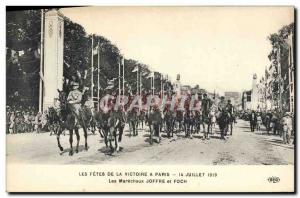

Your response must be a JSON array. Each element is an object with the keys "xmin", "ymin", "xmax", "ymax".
[{"xmin": 5, "ymin": 6, "xmax": 295, "ymax": 192}]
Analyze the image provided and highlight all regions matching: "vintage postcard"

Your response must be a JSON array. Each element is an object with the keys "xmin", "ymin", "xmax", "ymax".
[{"xmin": 6, "ymin": 6, "xmax": 295, "ymax": 192}]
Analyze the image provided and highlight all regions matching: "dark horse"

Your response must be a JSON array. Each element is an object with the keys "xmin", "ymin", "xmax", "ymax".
[
  {"xmin": 47, "ymin": 106, "xmax": 63, "ymax": 136},
  {"xmin": 55, "ymin": 90, "xmax": 90, "ymax": 156},
  {"xmin": 94, "ymin": 109, "xmax": 123, "ymax": 152}
]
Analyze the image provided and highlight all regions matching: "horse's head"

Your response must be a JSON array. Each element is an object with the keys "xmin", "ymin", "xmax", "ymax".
[
  {"xmin": 57, "ymin": 89, "xmax": 67, "ymax": 108},
  {"xmin": 47, "ymin": 107, "xmax": 58, "ymax": 122}
]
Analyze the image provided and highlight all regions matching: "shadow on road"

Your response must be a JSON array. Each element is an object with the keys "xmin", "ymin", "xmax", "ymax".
[
  {"xmin": 98, "ymin": 146, "xmax": 124, "ymax": 156},
  {"xmin": 60, "ymin": 145, "xmax": 89, "ymax": 155}
]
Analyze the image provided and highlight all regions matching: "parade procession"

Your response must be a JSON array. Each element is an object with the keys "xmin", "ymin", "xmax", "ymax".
[{"xmin": 6, "ymin": 7, "xmax": 295, "ymax": 165}]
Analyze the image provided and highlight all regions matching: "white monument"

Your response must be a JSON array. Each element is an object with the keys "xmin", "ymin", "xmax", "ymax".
[
  {"xmin": 251, "ymin": 73, "xmax": 258, "ymax": 110},
  {"xmin": 174, "ymin": 74, "xmax": 181, "ymax": 96},
  {"xmin": 42, "ymin": 10, "xmax": 64, "ymax": 110}
]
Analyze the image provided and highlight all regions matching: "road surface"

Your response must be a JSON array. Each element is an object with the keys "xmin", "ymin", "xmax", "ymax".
[{"xmin": 6, "ymin": 119, "xmax": 294, "ymax": 165}]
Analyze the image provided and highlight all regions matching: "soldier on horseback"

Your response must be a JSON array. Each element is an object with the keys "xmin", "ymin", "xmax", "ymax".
[
  {"xmin": 83, "ymin": 93, "xmax": 96, "ymax": 134},
  {"xmin": 114, "ymin": 106, "xmax": 126, "ymax": 142},
  {"xmin": 67, "ymin": 82, "xmax": 83, "ymax": 123}
]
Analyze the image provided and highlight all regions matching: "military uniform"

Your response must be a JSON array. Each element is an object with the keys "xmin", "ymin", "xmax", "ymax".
[
  {"xmin": 164, "ymin": 110, "xmax": 174, "ymax": 138},
  {"xmin": 67, "ymin": 83, "xmax": 83, "ymax": 125},
  {"xmin": 201, "ymin": 98, "xmax": 212, "ymax": 117},
  {"xmin": 151, "ymin": 108, "xmax": 162, "ymax": 137},
  {"xmin": 218, "ymin": 100, "xmax": 227, "ymax": 112},
  {"xmin": 128, "ymin": 109, "xmax": 138, "ymax": 136},
  {"xmin": 114, "ymin": 109, "xmax": 126, "ymax": 141}
]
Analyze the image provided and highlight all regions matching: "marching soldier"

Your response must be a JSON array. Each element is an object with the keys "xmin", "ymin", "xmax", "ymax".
[
  {"xmin": 152, "ymin": 105, "xmax": 163, "ymax": 140},
  {"xmin": 128, "ymin": 108, "xmax": 138, "ymax": 137},
  {"xmin": 226, "ymin": 99, "xmax": 234, "ymax": 135},
  {"xmin": 217, "ymin": 96, "xmax": 228, "ymax": 139},
  {"xmin": 201, "ymin": 93, "xmax": 212, "ymax": 140},
  {"xmin": 164, "ymin": 108, "xmax": 174, "ymax": 138},
  {"xmin": 249, "ymin": 110, "xmax": 257, "ymax": 132},
  {"xmin": 218, "ymin": 96, "xmax": 227, "ymax": 112}
]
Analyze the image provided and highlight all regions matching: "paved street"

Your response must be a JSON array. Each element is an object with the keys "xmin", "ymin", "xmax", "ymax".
[{"xmin": 6, "ymin": 120, "xmax": 294, "ymax": 165}]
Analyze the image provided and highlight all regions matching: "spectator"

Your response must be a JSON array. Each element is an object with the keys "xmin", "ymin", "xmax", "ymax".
[
  {"xmin": 34, "ymin": 112, "xmax": 42, "ymax": 133},
  {"xmin": 249, "ymin": 110, "xmax": 257, "ymax": 132},
  {"xmin": 281, "ymin": 112, "xmax": 293, "ymax": 144},
  {"xmin": 256, "ymin": 112, "xmax": 262, "ymax": 131}
]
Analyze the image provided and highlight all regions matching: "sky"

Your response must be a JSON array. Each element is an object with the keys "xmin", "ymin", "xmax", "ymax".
[{"xmin": 61, "ymin": 6, "xmax": 293, "ymax": 94}]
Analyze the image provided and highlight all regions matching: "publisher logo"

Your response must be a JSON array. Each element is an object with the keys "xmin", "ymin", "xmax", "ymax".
[{"xmin": 268, "ymin": 176, "xmax": 280, "ymax": 183}]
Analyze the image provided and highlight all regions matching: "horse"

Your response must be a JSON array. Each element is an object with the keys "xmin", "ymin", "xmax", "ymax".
[
  {"xmin": 95, "ymin": 109, "xmax": 124, "ymax": 152},
  {"xmin": 55, "ymin": 90, "xmax": 90, "ymax": 156},
  {"xmin": 107, "ymin": 110, "xmax": 124, "ymax": 152},
  {"xmin": 47, "ymin": 106, "xmax": 62, "ymax": 136}
]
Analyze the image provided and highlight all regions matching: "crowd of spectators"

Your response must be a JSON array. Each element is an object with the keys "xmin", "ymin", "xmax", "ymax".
[
  {"xmin": 238, "ymin": 109, "xmax": 294, "ymax": 144},
  {"xmin": 6, "ymin": 105, "xmax": 48, "ymax": 134}
]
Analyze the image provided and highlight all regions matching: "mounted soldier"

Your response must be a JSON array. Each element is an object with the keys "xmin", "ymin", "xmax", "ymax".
[
  {"xmin": 114, "ymin": 106, "xmax": 126, "ymax": 142},
  {"xmin": 67, "ymin": 81, "xmax": 83, "ymax": 125},
  {"xmin": 82, "ymin": 91, "xmax": 96, "ymax": 134}
]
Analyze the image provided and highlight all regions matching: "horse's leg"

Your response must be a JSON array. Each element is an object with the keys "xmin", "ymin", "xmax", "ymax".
[
  {"xmin": 69, "ymin": 129, "xmax": 74, "ymax": 156},
  {"xmin": 56, "ymin": 126, "xmax": 64, "ymax": 151},
  {"xmin": 75, "ymin": 129, "xmax": 80, "ymax": 153},
  {"xmin": 99, "ymin": 128, "xmax": 104, "ymax": 138},
  {"xmin": 83, "ymin": 126, "xmax": 88, "ymax": 150},
  {"xmin": 118, "ymin": 126, "xmax": 124, "ymax": 142},
  {"xmin": 103, "ymin": 129, "xmax": 108, "ymax": 148}
]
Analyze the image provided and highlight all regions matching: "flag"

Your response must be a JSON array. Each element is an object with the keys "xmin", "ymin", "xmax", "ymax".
[
  {"xmin": 132, "ymin": 66, "xmax": 138, "ymax": 72},
  {"xmin": 93, "ymin": 48, "xmax": 98, "ymax": 55},
  {"xmin": 19, "ymin": 50, "xmax": 25, "ymax": 56},
  {"xmin": 64, "ymin": 60, "xmax": 71, "ymax": 68},
  {"xmin": 11, "ymin": 50, "xmax": 19, "ymax": 64},
  {"xmin": 83, "ymin": 70, "xmax": 87, "ymax": 79},
  {"xmin": 34, "ymin": 49, "xmax": 40, "ymax": 59},
  {"xmin": 147, "ymin": 72, "xmax": 154, "ymax": 78}
]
